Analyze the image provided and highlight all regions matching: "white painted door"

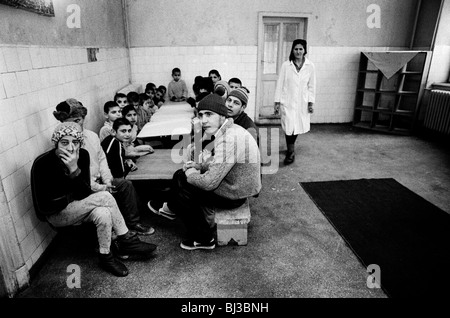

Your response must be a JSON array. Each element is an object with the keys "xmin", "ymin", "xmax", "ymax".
[{"xmin": 257, "ymin": 16, "xmax": 307, "ymax": 124}]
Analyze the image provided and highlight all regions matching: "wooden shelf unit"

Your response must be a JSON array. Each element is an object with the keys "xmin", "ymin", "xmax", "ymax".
[{"xmin": 353, "ymin": 51, "xmax": 431, "ymax": 135}]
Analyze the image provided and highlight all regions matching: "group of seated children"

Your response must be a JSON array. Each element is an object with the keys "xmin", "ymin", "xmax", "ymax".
[
  {"xmin": 98, "ymin": 82, "xmax": 168, "ymax": 177},
  {"xmin": 98, "ymin": 68, "xmax": 255, "ymax": 179},
  {"xmin": 32, "ymin": 68, "xmax": 261, "ymax": 276}
]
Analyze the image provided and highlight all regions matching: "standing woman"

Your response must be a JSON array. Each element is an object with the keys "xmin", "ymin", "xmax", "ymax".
[{"xmin": 274, "ymin": 39, "xmax": 316, "ymax": 164}]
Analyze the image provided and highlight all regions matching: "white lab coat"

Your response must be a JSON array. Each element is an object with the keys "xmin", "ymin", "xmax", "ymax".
[{"xmin": 274, "ymin": 58, "xmax": 316, "ymax": 135}]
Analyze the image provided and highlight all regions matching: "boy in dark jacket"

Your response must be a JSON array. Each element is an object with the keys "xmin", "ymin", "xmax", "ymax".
[
  {"xmin": 101, "ymin": 118, "xmax": 137, "ymax": 178},
  {"xmin": 225, "ymin": 87, "xmax": 259, "ymax": 145}
]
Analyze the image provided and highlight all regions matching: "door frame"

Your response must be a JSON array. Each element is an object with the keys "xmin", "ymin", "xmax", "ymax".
[{"xmin": 256, "ymin": 12, "xmax": 311, "ymax": 125}]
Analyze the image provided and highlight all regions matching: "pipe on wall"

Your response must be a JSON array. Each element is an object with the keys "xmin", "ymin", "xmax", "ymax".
[
  {"xmin": 121, "ymin": 0, "xmax": 132, "ymax": 84},
  {"xmin": 409, "ymin": 0, "xmax": 422, "ymax": 49},
  {"xmin": 429, "ymin": 0, "xmax": 445, "ymax": 51}
]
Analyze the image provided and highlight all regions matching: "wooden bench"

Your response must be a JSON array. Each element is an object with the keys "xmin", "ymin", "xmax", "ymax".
[
  {"xmin": 214, "ymin": 199, "xmax": 251, "ymax": 246},
  {"xmin": 116, "ymin": 83, "xmax": 143, "ymax": 95}
]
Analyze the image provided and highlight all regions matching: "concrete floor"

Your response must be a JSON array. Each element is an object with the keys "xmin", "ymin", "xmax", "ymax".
[{"xmin": 16, "ymin": 124, "xmax": 450, "ymax": 298}]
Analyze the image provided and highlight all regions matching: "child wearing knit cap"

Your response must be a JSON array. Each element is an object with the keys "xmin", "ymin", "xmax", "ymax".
[
  {"xmin": 214, "ymin": 80, "xmax": 231, "ymax": 100},
  {"xmin": 226, "ymin": 87, "xmax": 259, "ymax": 144},
  {"xmin": 147, "ymin": 93, "xmax": 261, "ymax": 250}
]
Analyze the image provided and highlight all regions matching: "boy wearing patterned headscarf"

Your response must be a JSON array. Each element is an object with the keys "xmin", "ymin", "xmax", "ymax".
[
  {"xmin": 31, "ymin": 122, "xmax": 157, "ymax": 277},
  {"xmin": 53, "ymin": 98, "xmax": 155, "ymax": 236}
]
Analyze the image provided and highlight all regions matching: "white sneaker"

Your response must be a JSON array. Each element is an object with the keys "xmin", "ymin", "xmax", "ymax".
[{"xmin": 159, "ymin": 203, "xmax": 176, "ymax": 220}]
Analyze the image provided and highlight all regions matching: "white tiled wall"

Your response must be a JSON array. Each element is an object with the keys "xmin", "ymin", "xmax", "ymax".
[
  {"xmin": 129, "ymin": 45, "xmax": 407, "ymax": 124},
  {"xmin": 130, "ymin": 46, "xmax": 258, "ymax": 119},
  {"xmin": 0, "ymin": 44, "xmax": 130, "ymax": 277}
]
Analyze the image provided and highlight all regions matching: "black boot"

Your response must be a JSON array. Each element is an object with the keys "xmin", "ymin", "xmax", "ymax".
[
  {"xmin": 116, "ymin": 231, "xmax": 157, "ymax": 256},
  {"xmin": 99, "ymin": 252, "xmax": 129, "ymax": 277},
  {"xmin": 284, "ymin": 144, "xmax": 295, "ymax": 165}
]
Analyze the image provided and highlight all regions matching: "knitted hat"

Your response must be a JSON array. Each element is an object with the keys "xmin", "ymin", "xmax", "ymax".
[
  {"xmin": 197, "ymin": 93, "xmax": 228, "ymax": 117},
  {"xmin": 228, "ymin": 87, "xmax": 249, "ymax": 105},
  {"xmin": 51, "ymin": 122, "xmax": 84, "ymax": 146},
  {"xmin": 214, "ymin": 80, "xmax": 231, "ymax": 98},
  {"xmin": 53, "ymin": 98, "xmax": 88, "ymax": 122}
]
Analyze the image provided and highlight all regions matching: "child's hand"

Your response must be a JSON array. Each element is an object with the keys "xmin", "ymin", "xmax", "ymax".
[
  {"xmin": 130, "ymin": 162, "xmax": 138, "ymax": 172},
  {"xmin": 146, "ymin": 145, "xmax": 154, "ymax": 153},
  {"xmin": 105, "ymin": 181, "xmax": 117, "ymax": 194},
  {"xmin": 58, "ymin": 148, "xmax": 79, "ymax": 174},
  {"xmin": 125, "ymin": 159, "xmax": 138, "ymax": 172},
  {"xmin": 183, "ymin": 161, "xmax": 201, "ymax": 172}
]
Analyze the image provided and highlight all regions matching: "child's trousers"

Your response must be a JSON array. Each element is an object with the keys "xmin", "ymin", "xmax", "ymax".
[{"xmin": 47, "ymin": 191, "xmax": 128, "ymax": 254}]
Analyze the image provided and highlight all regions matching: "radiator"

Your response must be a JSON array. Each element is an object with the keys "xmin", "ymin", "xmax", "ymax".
[{"xmin": 423, "ymin": 90, "xmax": 450, "ymax": 135}]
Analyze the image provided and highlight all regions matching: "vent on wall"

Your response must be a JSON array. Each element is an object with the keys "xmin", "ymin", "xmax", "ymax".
[
  {"xmin": 87, "ymin": 48, "xmax": 99, "ymax": 62},
  {"xmin": 423, "ymin": 89, "xmax": 450, "ymax": 135}
]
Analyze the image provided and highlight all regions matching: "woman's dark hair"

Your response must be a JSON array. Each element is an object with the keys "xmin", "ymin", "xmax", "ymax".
[
  {"xmin": 289, "ymin": 39, "xmax": 308, "ymax": 62},
  {"xmin": 208, "ymin": 69, "xmax": 221, "ymax": 80}
]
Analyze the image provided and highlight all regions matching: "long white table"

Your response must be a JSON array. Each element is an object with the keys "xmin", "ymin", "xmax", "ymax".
[
  {"xmin": 126, "ymin": 149, "xmax": 184, "ymax": 180},
  {"xmin": 137, "ymin": 101, "xmax": 194, "ymax": 138}
]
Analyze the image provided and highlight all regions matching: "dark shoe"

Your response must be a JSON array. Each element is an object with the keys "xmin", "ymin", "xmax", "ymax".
[
  {"xmin": 99, "ymin": 252, "xmax": 129, "ymax": 277},
  {"xmin": 180, "ymin": 238, "xmax": 215, "ymax": 251},
  {"xmin": 116, "ymin": 233, "xmax": 157, "ymax": 256},
  {"xmin": 111, "ymin": 240, "xmax": 129, "ymax": 260},
  {"xmin": 128, "ymin": 223, "xmax": 155, "ymax": 236},
  {"xmin": 284, "ymin": 151, "xmax": 295, "ymax": 165}
]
